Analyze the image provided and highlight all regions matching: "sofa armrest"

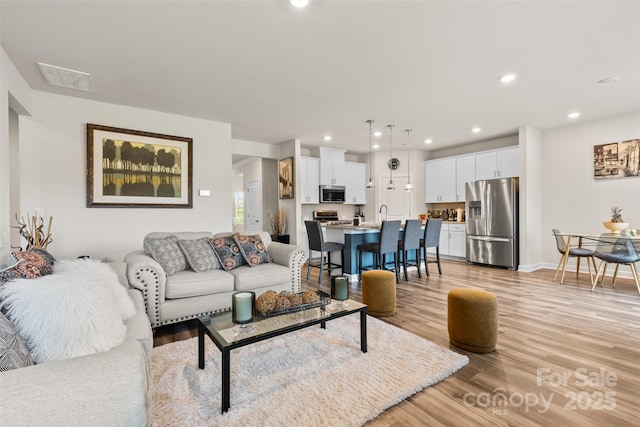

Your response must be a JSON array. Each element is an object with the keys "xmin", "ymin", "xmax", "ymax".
[
  {"xmin": 125, "ymin": 250, "xmax": 166, "ymax": 327},
  {"xmin": 0, "ymin": 340, "xmax": 149, "ymax": 427},
  {"xmin": 268, "ymin": 242, "xmax": 306, "ymax": 294}
]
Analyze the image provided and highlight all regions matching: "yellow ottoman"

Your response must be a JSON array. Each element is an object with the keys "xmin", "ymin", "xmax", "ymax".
[
  {"xmin": 361, "ymin": 270, "xmax": 396, "ymax": 317},
  {"xmin": 447, "ymin": 288, "xmax": 498, "ymax": 353}
]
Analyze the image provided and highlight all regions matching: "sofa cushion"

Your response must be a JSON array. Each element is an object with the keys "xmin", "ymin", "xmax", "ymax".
[
  {"xmin": 0, "ymin": 260, "xmax": 134, "ymax": 364},
  {"xmin": 210, "ymin": 234, "xmax": 246, "ymax": 271},
  {"xmin": 178, "ymin": 238, "xmax": 220, "ymax": 272},
  {"xmin": 0, "ymin": 249, "xmax": 56, "ymax": 284},
  {"xmin": 234, "ymin": 233, "xmax": 272, "ymax": 267},
  {"xmin": 144, "ymin": 235, "xmax": 188, "ymax": 276},
  {"xmin": 165, "ymin": 269, "xmax": 235, "ymax": 299},
  {"xmin": 229, "ymin": 263, "xmax": 292, "ymax": 291},
  {"xmin": 0, "ymin": 311, "xmax": 34, "ymax": 371}
]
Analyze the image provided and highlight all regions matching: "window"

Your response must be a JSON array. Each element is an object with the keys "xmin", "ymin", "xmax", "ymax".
[{"xmin": 233, "ymin": 191, "xmax": 244, "ymax": 225}]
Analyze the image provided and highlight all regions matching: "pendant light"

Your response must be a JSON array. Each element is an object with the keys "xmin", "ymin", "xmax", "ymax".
[
  {"xmin": 403, "ymin": 129, "xmax": 413, "ymax": 192},
  {"xmin": 365, "ymin": 119, "xmax": 375, "ymax": 189},
  {"xmin": 386, "ymin": 124, "xmax": 396, "ymax": 190}
]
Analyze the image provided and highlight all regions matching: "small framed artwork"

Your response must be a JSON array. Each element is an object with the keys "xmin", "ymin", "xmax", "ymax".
[
  {"xmin": 594, "ymin": 139, "xmax": 640, "ymax": 179},
  {"xmin": 86, "ymin": 123, "xmax": 193, "ymax": 207},
  {"xmin": 278, "ymin": 157, "xmax": 294, "ymax": 199}
]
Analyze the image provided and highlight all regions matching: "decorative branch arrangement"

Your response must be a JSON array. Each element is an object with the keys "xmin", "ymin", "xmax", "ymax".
[
  {"xmin": 11, "ymin": 213, "xmax": 53, "ymax": 250},
  {"xmin": 269, "ymin": 208, "xmax": 288, "ymax": 236}
]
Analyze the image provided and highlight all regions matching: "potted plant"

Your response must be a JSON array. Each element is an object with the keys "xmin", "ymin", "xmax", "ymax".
[
  {"xmin": 603, "ymin": 206, "xmax": 629, "ymax": 234},
  {"xmin": 269, "ymin": 208, "xmax": 290, "ymax": 244}
]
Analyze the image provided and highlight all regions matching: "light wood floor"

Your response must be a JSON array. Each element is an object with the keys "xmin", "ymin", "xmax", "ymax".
[{"xmin": 153, "ymin": 259, "xmax": 640, "ymax": 426}]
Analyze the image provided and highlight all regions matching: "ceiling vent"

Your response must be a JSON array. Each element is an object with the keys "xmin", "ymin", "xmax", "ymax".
[{"xmin": 37, "ymin": 62, "xmax": 95, "ymax": 93}]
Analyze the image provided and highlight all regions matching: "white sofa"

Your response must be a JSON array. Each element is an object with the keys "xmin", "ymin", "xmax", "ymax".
[
  {"xmin": 0, "ymin": 262, "xmax": 153, "ymax": 426},
  {"xmin": 125, "ymin": 231, "xmax": 306, "ymax": 328}
]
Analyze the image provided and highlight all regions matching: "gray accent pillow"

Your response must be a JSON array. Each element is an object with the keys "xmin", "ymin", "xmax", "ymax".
[
  {"xmin": 0, "ymin": 311, "xmax": 34, "ymax": 371},
  {"xmin": 178, "ymin": 238, "xmax": 220, "ymax": 272},
  {"xmin": 144, "ymin": 235, "xmax": 188, "ymax": 276}
]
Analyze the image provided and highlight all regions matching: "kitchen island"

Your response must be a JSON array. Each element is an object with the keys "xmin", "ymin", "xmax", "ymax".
[{"xmin": 325, "ymin": 221, "xmax": 466, "ymax": 282}]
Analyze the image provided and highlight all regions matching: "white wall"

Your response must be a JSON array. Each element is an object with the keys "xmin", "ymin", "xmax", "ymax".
[
  {"xmin": 1, "ymin": 47, "xmax": 32, "ymax": 260},
  {"xmin": 540, "ymin": 112, "xmax": 640, "ymax": 269},
  {"xmin": 17, "ymin": 91, "xmax": 233, "ymax": 261}
]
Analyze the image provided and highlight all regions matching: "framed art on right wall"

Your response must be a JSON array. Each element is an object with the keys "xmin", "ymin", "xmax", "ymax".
[{"xmin": 593, "ymin": 139, "xmax": 640, "ymax": 179}]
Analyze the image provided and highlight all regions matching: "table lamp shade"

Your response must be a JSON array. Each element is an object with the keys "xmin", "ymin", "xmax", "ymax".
[{"xmin": 232, "ymin": 291, "xmax": 255, "ymax": 324}]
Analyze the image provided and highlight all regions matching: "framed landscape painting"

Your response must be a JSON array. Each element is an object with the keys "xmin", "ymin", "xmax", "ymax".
[{"xmin": 86, "ymin": 124, "xmax": 193, "ymax": 207}]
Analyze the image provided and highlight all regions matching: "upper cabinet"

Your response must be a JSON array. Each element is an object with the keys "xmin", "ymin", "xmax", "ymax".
[
  {"xmin": 316, "ymin": 147, "xmax": 346, "ymax": 186},
  {"xmin": 299, "ymin": 156, "xmax": 319, "ymax": 204},
  {"xmin": 425, "ymin": 146, "xmax": 519, "ymax": 203},
  {"xmin": 424, "ymin": 157, "xmax": 456, "ymax": 203},
  {"xmin": 475, "ymin": 146, "xmax": 519, "ymax": 180},
  {"xmin": 455, "ymin": 154, "xmax": 476, "ymax": 202},
  {"xmin": 344, "ymin": 161, "xmax": 367, "ymax": 205}
]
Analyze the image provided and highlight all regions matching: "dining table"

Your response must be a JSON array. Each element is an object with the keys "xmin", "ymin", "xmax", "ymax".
[{"xmin": 555, "ymin": 231, "xmax": 639, "ymax": 286}]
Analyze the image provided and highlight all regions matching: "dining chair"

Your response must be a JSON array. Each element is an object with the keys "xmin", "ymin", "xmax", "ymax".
[
  {"xmin": 304, "ymin": 220, "xmax": 344, "ymax": 283},
  {"xmin": 398, "ymin": 219, "xmax": 423, "ymax": 281},
  {"xmin": 591, "ymin": 233, "xmax": 640, "ymax": 294},
  {"xmin": 552, "ymin": 229, "xmax": 597, "ymax": 285},
  {"xmin": 419, "ymin": 218, "xmax": 443, "ymax": 276},
  {"xmin": 358, "ymin": 220, "xmax": 401, "ymax": 283}
]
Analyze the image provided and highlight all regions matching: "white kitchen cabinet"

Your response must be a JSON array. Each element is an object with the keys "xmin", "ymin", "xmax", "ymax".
[
  {"xmin": 344, "ymin": 161, "xmax": 367, "ymax": 205},
  {"xmin": 455, "ymin": 154, "xmax": 476, "ymax": 202},
  {"xmin": 316, "ymin": 147, "xmax": 346, "ymax": 186},
  {"xmin": 475, "ymin": 147, "xmax": 519, "ymax": 180},
  {"xmin": 299, "ymin": 156, "xmax": 319, "ymax": 204},
  {"xmin": 447, "ymin": 223, "xmax": 466, "ymax": 258},
  {"xmin": 424, "ymin": 158, "xmax": 456, "ymax": 203},
  {"xmin": 426, "ymin": 222, "xmax": 466, "ymax": 258}
]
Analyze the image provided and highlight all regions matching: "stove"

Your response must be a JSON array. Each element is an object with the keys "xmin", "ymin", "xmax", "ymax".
[{"xmin": 313, "ymin": 210, "xmax": 353, "ymax": 225}]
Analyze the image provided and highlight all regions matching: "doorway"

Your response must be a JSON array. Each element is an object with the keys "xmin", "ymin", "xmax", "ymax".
[
  {"xmin": 246, "ymin": 179, "xmax": 261, "ymax": 233},
  {"xmin": 378, "ymin": 176, "xmax": 412, "ymax": 222}
]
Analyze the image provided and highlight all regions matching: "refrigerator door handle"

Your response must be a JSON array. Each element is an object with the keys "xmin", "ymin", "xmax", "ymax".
[{"xmin": 468, "ymin": 235, "xmax": 511, "ymax": 242}]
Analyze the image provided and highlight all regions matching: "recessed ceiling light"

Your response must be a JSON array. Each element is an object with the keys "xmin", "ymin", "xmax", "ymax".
[
  {"xmin": 597, "ymin": 76, "xmax": 620, "ymax": 84},
  {"xmin": 472, "ymin": 127, "xmax": 481, "ymax": 133},
  {"xmin": 373, "ymin": 131, "xmax": 382, "ymax": 137},
  {"xmin": 373, "ymin": 144, "xmax": 380, "ymax": 149},
  {"xmin": 323, "ymin": 135, "xmax": 332, "ymax": 142},
  {"xmin": 568, "ymin": 112, "xmax": 581, "ymax": 119},
  {"xmin": 424, "ymin": 139, "xmax": 433, "ymax": 144},
  {"xmin": 499, "ymin": 73, "xmax": 518, "ymax": 84},
  {"xmin": 290, "ymin": 0, "xmax": 309, "ymax": 8}
]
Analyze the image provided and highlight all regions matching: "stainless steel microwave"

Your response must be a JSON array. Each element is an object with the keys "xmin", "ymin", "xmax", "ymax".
[{"xmin": 319, "ymin": 185, "xmax": 346, "ymax": 203}]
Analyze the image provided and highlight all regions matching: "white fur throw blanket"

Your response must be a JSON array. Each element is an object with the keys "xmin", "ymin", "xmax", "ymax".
[{"xmin": 0, "ymin": 259, "xmax": 135, "ymax": 364}]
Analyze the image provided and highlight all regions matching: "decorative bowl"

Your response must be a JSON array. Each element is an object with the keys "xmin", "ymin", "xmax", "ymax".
[{"xmin": 602, "ymin": 221, "xmax": 629, "ymax": 234}]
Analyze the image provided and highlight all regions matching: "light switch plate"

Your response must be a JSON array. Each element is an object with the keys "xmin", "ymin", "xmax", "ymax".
[{"xmin": 199, "ymin": 189, "xmax": 211, "ymax": 197}]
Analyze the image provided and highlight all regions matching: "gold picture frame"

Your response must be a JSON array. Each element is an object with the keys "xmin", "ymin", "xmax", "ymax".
[
  {"xmin": 86, "ymin": 123, "xmax": 193, "ymax": 208},
  {"xmin": 278, "ymin": 157, "xmax": 294, "ymax": 199}
]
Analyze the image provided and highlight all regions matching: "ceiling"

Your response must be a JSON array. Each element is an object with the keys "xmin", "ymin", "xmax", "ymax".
[{"xmin": 2, "ymin": 1, "xmax": 639, "ymax": 155}]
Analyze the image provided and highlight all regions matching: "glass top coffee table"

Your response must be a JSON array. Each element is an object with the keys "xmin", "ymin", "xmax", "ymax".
[{"xmin": 198, "ymin": 299, "xmax": 367, "ymax": 413}]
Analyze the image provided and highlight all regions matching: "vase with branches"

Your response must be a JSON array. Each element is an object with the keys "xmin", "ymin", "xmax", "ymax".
[
  {"xmin": 10, "ymin": 213, "xmax": 53, "ymax": 250},
  {"xmin": 268, "ymin": 208, "xmax": 289, "ymax": 243}
]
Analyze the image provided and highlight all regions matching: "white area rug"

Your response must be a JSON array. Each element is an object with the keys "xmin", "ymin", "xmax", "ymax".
[{"xmin": 150, "ymin": 315, "xmax": 469, "ymax": 427}]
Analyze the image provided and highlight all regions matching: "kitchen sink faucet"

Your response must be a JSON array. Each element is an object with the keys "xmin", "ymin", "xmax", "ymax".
[{"xmin": 379, "ymin": 204, "xmax": 388, "ymax": 222}]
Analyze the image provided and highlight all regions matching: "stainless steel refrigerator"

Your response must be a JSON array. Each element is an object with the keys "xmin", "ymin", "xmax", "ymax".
[{"xmin": 465, "ymin": 178, "xmax": 519, "ymax": 270}]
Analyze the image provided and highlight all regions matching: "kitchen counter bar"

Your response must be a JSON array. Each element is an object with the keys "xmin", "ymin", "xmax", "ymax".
[{"xmin": 325, "ymin": 221, "xmax": 466, "ymax": 281}]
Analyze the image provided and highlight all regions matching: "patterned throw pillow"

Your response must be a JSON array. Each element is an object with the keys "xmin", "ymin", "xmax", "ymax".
[
  {"xmin": 234, "ymin": 234, "xmax": 271, "ymax": 267},
  {"xmin": 0, "ymin": 248, "xmax": 56, "ymax": 285},
  {"xmin": 178, "ymin": 238, "xmax": 220, "ymax": 272},
  {"xmin": 209, "ymin": 235, "xmax": 246, "ymax": 271},
  {"xmin": 0, "ymin": 311, "xmax": 34, "ymax": 371},
  {"xmin": 144, "ymin": 235, "xmax": 188, "ymax": 276}
]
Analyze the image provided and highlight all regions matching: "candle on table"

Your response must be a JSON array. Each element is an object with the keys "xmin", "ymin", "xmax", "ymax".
[
  {"xmin": 331, "ymin": 276, "xmax": 349, "ymax": 301},
  {"xmin": 233, "ymin": 292, "xmax": 254, "ymax": 323}
]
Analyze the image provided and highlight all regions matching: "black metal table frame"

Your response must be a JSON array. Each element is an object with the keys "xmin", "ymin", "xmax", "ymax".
[{"xmin": 198, "ymin": 303, "xmax": 368, "ymax": 413}]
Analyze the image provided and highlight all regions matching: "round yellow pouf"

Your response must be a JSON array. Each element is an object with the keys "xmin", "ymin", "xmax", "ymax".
[
  {"xmin": 361, "ymin": 270, "xmax": 396, "ymax": 317},
  {"xmin": 447, "ymin": 288, "xmax": 498, "ymax": 353}
]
